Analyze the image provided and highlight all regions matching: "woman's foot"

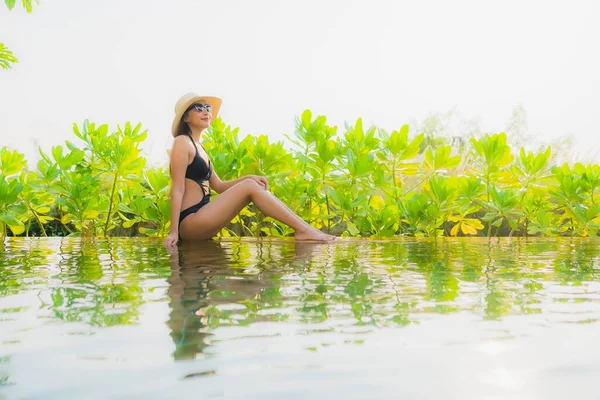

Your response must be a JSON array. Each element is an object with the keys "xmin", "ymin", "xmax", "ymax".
[{"xmin": 294, "ymin": 226, "xmax": 336, "ymax": 242}]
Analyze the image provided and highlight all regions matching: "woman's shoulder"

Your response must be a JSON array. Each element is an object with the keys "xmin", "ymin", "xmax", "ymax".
[
  {"xmin": 171, "ymin": 135, "xmax": 193, "ymax": 155},
  {"xmin": 173, "ymin": 134, "xmax": 191, "ymax": 144},
  {"xmin": 172, "ymin": 134, "xmax": 193, "ymax": 149}
]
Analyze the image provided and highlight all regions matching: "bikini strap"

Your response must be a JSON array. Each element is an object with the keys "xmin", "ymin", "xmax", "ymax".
[{"xmin": 187, "ymin": 134, "xmax": 199, "ymax": 156}]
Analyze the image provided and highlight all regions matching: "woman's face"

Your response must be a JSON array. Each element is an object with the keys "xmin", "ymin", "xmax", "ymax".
[{"xmin": 184, "ymin": 102, "xmax": 212, "ymax": 130}]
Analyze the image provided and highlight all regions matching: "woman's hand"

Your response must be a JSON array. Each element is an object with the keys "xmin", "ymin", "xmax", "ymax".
[
  {"xmin": 163, "ymin": 232, "xmax": 179, "ymax": 248},
  {"xmin": 246, "ymin": 175, "xmax": 269, "ymax": 190}
]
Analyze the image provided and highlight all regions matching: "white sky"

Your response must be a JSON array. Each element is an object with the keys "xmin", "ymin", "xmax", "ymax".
[{"xmin": 1, "ymin": 0, "xmax": 599, "ymax": 167}]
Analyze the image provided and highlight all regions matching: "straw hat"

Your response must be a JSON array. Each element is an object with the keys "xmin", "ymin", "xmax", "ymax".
[{"xmin": 171, "ymin": 93, "xmax": 222, "ymax": 137}]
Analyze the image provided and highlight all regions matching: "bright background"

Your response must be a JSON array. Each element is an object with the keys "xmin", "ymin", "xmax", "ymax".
[{"xmin": 1, "ymin": 0, "xmax": 599, "ymax": 166}]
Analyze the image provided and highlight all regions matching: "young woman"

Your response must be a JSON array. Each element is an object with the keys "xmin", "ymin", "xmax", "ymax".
[{"xmin": 163, "ymin": 93, "xmax": 336, "ymax": 247}]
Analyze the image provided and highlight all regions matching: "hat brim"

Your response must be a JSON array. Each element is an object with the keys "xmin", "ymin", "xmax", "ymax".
[{"xmin": 171, "ymin": 95, "xmax": 222, "ymax": 137}]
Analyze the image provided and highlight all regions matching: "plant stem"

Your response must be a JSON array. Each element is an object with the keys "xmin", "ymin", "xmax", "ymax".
[
  {"xmin": 104, "ymin": 170, "xmax": 119, "ymax": 237},
  {"xmin": 322, "ymin": 171, "xmax": 331, "ymax": 233},
  {"xmin": 392, "ymin": 157, "xmax": 398, "ymax": 201},
  {"xmin": 325, "ymin": 194, "xmax": 331, "ymax": 233},
  {"xmin": 27, "ymin": 203, "xmax": 47, "ymax": 237},
  {"xmin": 486, "ymin": 172, "xmax": 490, "ymax": 203},
  {"xmin": 241, "ymin": 220, "xmax": 254, "ymax": 236},
  {"xmin": 403, "ymin": 173, "xmax": 432, "ymax": 195}
]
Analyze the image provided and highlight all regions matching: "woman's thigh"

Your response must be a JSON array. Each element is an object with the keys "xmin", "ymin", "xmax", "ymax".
[{"xmin": 179, "ymin": 180, "xmax": 260, "ymax": 240}]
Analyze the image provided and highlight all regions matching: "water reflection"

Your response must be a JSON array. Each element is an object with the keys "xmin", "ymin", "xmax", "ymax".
[
  {"xmin": 165, "ymin": 240, "xmax": 325, "ymax": 360},
  {"xmin": 1, "ymin": 238, "xmax": 600, "ymax": 336},
  {"xmin": 1, "ymin": 237, "xmax": 600, "ymax": 395},
  {"xmin": 158, "ymin": 238, "xmax": 600, "ymax": 360}
]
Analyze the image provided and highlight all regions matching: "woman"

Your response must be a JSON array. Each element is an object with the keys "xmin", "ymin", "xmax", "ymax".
[{"xmin": 163, "ymin": 93, "xmax": 336, "ymax": 247}]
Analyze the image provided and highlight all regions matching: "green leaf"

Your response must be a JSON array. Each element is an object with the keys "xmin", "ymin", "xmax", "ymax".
[
  {"xmin": 5, "ymin": 0, "xmax": 16, "ymax": 10},
  {"xmin": 401, "ymin": 133, "xmax": 424, "ymax": 161},
  {"xmin": 21, "ymin": 0, "xmax": 33, "ymax": 12},
  {"xmin": 0, "ymin": 177, "xmax": 23, "ymax": 205},
  {"xmin": 139, "ymin": 227, "xmax": 159, "ymax": 237},
  {"xmin": 301, "ymin": 109, "xmax": 312, "ymax": 130},
  {"xmin": 0, "ymin": 148, "xmax": 26, "ymax": 175},
  {"xmin": 346, "ymin": 221, "xmax": 359, "ymax": 236},
  {"xmin": 37, "ymin": 215, "xmax": 54, "ymax": 224},
  {"xmin": 61, "ymin": 213, "xmax": 76, "ymax": 224},
  {"xmin": 0, "ymin": 212, "xmax": 19, "ymax": 226},
  {"xmin": 84, "ymin": 210, "xmax": 99, "ymax": 219},
  {"xmin": 123, "ymin": 219, "xmax": 137, "ymax": 229},
  {"xmin": 0, "ymin": 212, "xmax": 24, "ymax": 235},
  {"xmin": 51, "ymin": 145, "xmax": 64, "ymax": 164}
]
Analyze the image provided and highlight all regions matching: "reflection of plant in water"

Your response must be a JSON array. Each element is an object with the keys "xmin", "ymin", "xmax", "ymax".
[
  {"xmin": 49, "ymin": 285, "xmax": 143, "ymax": 326},
  {"xmin": 378, "ymin": 242, "xmax": 417, "ymax": 326},
  {"xmin": 295, "ymin": 245, "xmax": 373, "ymax": 324},
  {"xmin": 3, "ymin": 237, "xmax": 600, "ymax": 365},
  {"xmin": 40, "ymin": 239, "xmax": 146, "ymax": 326},
  {"xmin": 553, "ymin": 239, "xmax": 598, "ymax": 285},
  {"xmin": 294, "ymin": 246, "xmax": 339, "ymax": 324},
  {"xmin": 0, "ymin": 239, "xmax": 54, "ymax": 297},
  {"xmin": 295, "ymin": 242, "xmax": 422, "ymax": 327},
  {"xmin": 0, "ymin": 373, "xmax": 12, "ymax": 387},
  {"xmin": 163, "ymin": 237, "xmax": 600, "ymax": 355},
  {"xmin": 408, "ymin": 241, "xmax": 459, "ymax": 306},
  {"xmin": 482, "ymin": 249, "xmax": 515, "ymax": 320},
  {"xmin": 479, "ymin": 240, "xmax": 550, "ymax": 319}
]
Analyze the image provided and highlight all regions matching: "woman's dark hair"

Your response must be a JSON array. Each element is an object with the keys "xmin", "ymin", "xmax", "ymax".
[{"xmin": 175, "ymin": 105, "xmax": 196, "ymax": 136}]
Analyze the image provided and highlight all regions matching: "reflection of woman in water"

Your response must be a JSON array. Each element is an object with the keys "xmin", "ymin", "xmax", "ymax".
[
  {"xmin": 166, "ymin": 241, "xmax": 216, "ymax": 359},
  {"xmin": 165, "ymin": 240, "xmax": 323, "ymax": 360},
  {"xmin": 163, "ymin": 93, "xmax": 335, "ymax": 247}
]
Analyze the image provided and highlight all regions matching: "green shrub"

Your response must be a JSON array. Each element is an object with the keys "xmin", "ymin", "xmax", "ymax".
[{"xmin": 1, "ymin": 111, "xmax": 599, "ymax": 238}]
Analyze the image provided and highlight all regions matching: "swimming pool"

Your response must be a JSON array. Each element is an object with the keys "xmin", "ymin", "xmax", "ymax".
[{"xmin": 1, "ymin": 237, "xmax": 599, "ymax": 399}]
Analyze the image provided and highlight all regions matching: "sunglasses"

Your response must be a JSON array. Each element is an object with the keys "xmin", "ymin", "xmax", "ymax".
[{"xmin": 190, "ymin": 104, "xmax": 213, "ymax": 113}]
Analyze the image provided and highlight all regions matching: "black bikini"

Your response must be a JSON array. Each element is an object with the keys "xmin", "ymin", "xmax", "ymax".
[{"xmin": 179, "ymin": 135, "xmax": 212, "ymax": 231}]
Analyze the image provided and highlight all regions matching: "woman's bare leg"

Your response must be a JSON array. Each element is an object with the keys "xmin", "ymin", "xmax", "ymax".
[{"xmin": 180, "ymin": 180, "xmax": 335, "ymax": 242}]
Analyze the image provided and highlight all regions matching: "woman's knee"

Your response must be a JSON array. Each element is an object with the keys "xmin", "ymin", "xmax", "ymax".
[{"xmin": 236, "ymin": 179, "xmax": 262, "ymax": 196}]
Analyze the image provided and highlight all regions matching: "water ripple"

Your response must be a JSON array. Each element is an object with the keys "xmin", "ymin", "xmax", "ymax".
[{"xmin": 1, "ymin": 237, "xmax": 600, "ymax": 398}]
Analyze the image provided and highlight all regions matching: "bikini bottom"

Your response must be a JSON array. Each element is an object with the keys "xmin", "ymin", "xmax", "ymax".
[{"xmin": 178, "ymin": 195, "xmax": 211, "ymax": 240}]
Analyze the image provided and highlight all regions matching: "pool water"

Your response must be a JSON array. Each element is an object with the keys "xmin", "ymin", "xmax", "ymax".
[{"xmin": 1, "ymin": 237, "xmax": 600, "ymax": 399}]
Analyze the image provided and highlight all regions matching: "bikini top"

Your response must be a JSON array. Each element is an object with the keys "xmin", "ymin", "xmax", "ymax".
[{"xmin": 184, "ymin": 134, "xmax": 212, "ymax": 197}]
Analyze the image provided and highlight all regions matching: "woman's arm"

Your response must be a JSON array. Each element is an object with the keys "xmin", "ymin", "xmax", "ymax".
[
  {"xmin": 209, "ymin": 169, "xmax": 268, "ymax": 194},
  {"xmin": 164, "ymin": 137, "xmax": 189, "ymax": 246}
]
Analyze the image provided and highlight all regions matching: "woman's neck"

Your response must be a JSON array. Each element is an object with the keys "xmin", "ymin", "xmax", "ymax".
[{"xmin": 188, "ymin": 127, "xmax": 205, "ymax": 142}]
